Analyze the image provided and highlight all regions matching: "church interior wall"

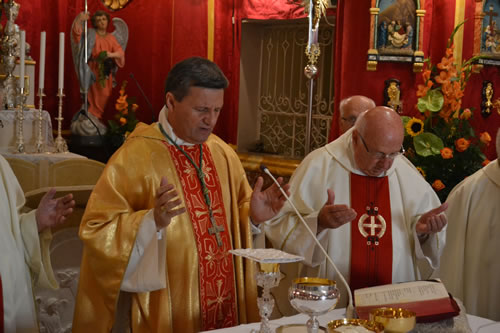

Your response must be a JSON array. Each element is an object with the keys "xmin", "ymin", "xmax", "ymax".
[{"xmin": 5, "ymin": 0, "xmax": 498, "ymax": 160}]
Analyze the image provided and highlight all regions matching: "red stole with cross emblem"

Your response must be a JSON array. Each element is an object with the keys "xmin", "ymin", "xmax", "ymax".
[
  {"xmin": 166, "ymin": 143, "xmax": 238, "ymax": 330},
  {"xmin": 350, "ymin": 173, "xmax": 393, "ymax": 291}
]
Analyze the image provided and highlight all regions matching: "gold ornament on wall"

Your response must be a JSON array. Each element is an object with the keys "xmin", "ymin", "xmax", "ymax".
[{"xmin": 101, "ymin": 0, "xmax": 132, "ymax": 11}]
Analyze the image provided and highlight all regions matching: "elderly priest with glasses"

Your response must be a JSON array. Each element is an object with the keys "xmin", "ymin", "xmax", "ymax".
[{"xmin": 264, "ymin": 106, "xmax": 448, "ymax": 304}]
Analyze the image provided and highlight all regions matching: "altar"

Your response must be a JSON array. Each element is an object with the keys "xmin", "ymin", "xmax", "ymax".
[
  {"xmin": 204, "ymin": 308, "xmax": 500, "ymax": 333},
  {"xmin": 0, "ymin": 108, "xmax": 54, "ymax": 151}
]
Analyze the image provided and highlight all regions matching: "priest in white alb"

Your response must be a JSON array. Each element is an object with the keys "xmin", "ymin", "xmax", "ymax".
[
  {"xmin": 439, "ymin": 129, "xmax": 500, "ymax": 321},
  {"xmin": 0, "ymin": 155, "xmax": 75, "ymax": 333},
  {"xmin": 264, "ymin": 107, "xmax": 448, "ymax": 305}
]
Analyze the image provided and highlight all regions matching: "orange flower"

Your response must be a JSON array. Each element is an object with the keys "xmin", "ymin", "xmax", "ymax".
[
  {"xmin": 440, "ymin": 147, "xmax": 453, "ymax": 159},
  {"xmin": 445, "ymin": 46, "xmax": 454, "ymax": 57},
  {"xmin": 480, "ymin": 132, "xmax": 491, "ymax": 145},
  {"xmin": 416, "ymin": 81, "xmax": 433, "ymax": 98},
  {"xmin": 132, "ymin": 103, "xmax": 139, "ymax": 111},
  {"xmin": 437, "ymin": 56, "xmax": 454, "ymax": 70},
  {"xmin": 119, "ymin": 117, "xmax": 127, "ymax": 125},
  {"xmin": 432, "ymin": 180, "xmax": 445, "ymax": 191},
  {"xmin": 422, "ymin": 69, "xmax": 431, "ymax": 82},
  {"xmin": 460, "ymin": 108, "xmax": 472, "ymax": 120},
  {"xmin": 435, "ymin": 70, "xmax": 451, "ymax": 84},
  {"xmin": 455, "ymin": 138, "xmax": 470, "ymax": 152},
  {"xmin": 482, "ymin": 159, "xmax": 491, "ymax": 167}
]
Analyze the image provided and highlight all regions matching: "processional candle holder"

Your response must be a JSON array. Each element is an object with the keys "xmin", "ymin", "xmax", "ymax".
[
  {"xmin": 35, "ymin": 88, "xmax": 46, "ymax": 153},
  {"xmin": 15, "ymin": 87, "xmax": 26, "ymax": 153},
  {"xmin": 55, "ymin": 88, "xmax": 69, "ymax": 153},
  {"xmin": 229, "ymin": 248, "xmax": 304, "ymax": 333}
]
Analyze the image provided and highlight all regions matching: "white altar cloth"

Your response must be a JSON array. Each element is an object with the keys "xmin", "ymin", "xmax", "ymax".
[
  {"xmin": 0, "ymin": 151, "xmax": 86, "ymax": 164},
  {"xmin": 203, "ymin": 308, "xmax": 500, "ymax": 333},
  {"xmin": 0, "ymin": 109, "xmax": 54, "ymax": 149}
]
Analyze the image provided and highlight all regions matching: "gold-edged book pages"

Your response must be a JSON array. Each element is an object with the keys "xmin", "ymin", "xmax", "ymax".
[{"xmin": 354, "ymin": 280, "xmax": 460, "ymax": 323}]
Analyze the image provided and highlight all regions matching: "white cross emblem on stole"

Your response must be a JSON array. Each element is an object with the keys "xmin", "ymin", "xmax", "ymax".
[{"xmin": 357, "ymin": 206, "xmax": 387, "ymax": 245}]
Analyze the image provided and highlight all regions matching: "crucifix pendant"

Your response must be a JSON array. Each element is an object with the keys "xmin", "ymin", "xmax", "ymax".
[{"xmin": 208, "ymin": 213, "xmax": 225, "ymax": 247}]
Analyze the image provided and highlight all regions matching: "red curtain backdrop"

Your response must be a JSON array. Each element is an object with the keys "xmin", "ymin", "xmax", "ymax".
[
  {"xmin": 331, "ymin": 0, "xmax": 498, "ymax": 160},
  {"xmin": 7, "ymin": 0, "xmax": 499, "ymax": 158}
]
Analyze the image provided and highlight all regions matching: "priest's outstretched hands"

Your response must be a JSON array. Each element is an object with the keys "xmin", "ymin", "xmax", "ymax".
[
  {"xmin": 250, "ymin": 176, "xmax": 290, "ymax": 224},
  {"xmin": 154, "ymin": 176, "xmax": 186, "ymax": 230},
  {"xmin": 415, "ymin": 202, "xmax": 448, "ymax": 240},
  {"xmin": 35, "ymin": 188, "xmax": 75, "ymax": 232},
  {"xmin": 317, "ymin": 189, "xmax": 357, "ymax": 233}
]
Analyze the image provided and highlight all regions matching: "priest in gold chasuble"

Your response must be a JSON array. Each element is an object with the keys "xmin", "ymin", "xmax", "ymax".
[
  {"xmin": 264, "ymin": 107, "xmax": 448, "ymax": 306},
  {"xmin": 72, "ymin": 57, "xmax": 289, "ymax": 332}
]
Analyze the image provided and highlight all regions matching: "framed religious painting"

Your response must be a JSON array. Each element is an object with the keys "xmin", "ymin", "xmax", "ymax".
[
  {"xmin": 473, "ymin": 0, "xmax": 500, "ymax": 69},
  {"xmin": 366, "ymin": 0, "xmax": 426, "ymax": 72}
]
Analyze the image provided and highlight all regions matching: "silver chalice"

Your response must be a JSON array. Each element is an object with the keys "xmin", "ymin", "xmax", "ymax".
[{"xmin": 289, "ymin": 277, "xmax": 340, "ymax": 333}]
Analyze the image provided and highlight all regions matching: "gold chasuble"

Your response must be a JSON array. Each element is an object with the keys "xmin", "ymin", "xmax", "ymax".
[
  {"xmin": 73, "ymin": 123, "xmax": 259, "ymax": 333},
  {"xmin": 350, "ymin": 173, "xmax": 393, "ymax": 291}
]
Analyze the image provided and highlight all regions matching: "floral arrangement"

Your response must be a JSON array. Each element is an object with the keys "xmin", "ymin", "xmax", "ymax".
[
  {"xmin": 402, "ymin": 24, "xmax": 491, "ymax": 202},
  {"xmin": 96, "ymin": 51, "xmax": 116, "ymax": 87},
  {"xmin": 107, "ymin": 80, "xmax": 139, "ymax": 149}
]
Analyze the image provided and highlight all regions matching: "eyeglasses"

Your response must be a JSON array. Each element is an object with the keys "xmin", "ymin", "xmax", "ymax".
[
  {"xmin": 341, "ymin": 116, "xmax": 357, "ymax": 125},
  {"xmin": 358, "ymin": 132, "xmax": 405, "ymax": 160}
]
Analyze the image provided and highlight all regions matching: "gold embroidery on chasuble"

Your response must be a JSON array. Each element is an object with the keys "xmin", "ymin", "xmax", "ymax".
[
  {"xmin": 350, "ymin": 173, "xmax": 393, "ymax": 291},
  {"xmin": 165, "ymin": 143, "xmax": 238, "ymax": 330}
]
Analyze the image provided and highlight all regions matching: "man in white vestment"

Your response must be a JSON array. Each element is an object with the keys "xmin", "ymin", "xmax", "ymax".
[
  {"xmin": 338, "ymin": 95, "xmax": 375, "ymax": 134},
  {"xmin": 264, "ymin": 107, "xmax": 448, "ymax": 306},
  {"xmin": 439, "ymin": 129, "xmax": 500, "ymax": 321},
  {"xmin": 0, "ymin": 155, "xmax": 75, "ymax": 333}
]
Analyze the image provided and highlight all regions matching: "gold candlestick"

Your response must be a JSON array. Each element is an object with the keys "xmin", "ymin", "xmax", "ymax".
[
  {"xmin": 55, "ymin": 89, "xmax": 68, "ymax": 153},
  {"xmin": 35, "ymin": 88, "xmax": 46, "ymax": 153},
  {"xmin": 15, "ymin": 87, "xmax": 25, "ymax": 153}
]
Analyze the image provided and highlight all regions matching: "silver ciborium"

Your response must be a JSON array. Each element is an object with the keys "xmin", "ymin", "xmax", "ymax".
[{"xmin": 289, "ymin": 277, "xmax": 340, "ymax": 333}]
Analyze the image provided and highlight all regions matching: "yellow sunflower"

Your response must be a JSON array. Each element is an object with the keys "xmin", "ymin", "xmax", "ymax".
[{"xmin": 405, "ymin": 118, "xmax": 424, "ymax": 137}]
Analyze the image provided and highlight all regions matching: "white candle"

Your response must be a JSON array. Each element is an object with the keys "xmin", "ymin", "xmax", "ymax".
[
  {"xmin": 58, "ymin": 32, "xmax": 65, "ymax": 90},
  {"xmin": 39, "ymin": 31, "xmax": 46, "ymax": 90},
  {"xmin": 19, "ymin": 30, "xmax": 25, "ymax": 90}
]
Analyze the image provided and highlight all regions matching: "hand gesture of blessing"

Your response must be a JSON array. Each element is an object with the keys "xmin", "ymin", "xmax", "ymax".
[{"xmin": 153, "ymin": 177, "xmax": 186, "ymax": 230}]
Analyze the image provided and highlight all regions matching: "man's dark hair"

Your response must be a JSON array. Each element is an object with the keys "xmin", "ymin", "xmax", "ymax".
[
  {"xmin": 91, "ymin": 10, "xmax": 110, "ymax": 29},
  {"xmin": 164, "ymin": 57, "xmax": 229, "ymax": 101}
]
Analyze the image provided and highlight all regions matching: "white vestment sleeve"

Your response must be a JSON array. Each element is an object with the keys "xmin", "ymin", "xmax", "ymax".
[
  {"xmin": 121, "ymin": 209, "xmax": 167, "ymax": 292},
  {"xmin": 412, "ymin": 220, "xmax": 445, "ymax": 270}
]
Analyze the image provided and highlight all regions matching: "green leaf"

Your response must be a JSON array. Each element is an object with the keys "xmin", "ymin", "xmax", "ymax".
[
  {"xmin": 401, "ymin": 116, "xmax": 412, "ymax": 136},
  {"xmin": 413, "ymin": 132, "xmax": 444, "ymax": 157},
  {"xmin": 417, "ymin": 89, "xmax": 444, "ymax": 112}
]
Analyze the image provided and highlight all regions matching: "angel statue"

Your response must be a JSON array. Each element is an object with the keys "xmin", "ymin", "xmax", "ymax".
[{"xmin": 70, "ymin": 10, "xmax": 128, "ymax": 136}]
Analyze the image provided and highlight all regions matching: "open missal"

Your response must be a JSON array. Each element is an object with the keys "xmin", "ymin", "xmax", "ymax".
[{"xmin": 354, "ymin": 280, "xmax": 459, "ymax": 323}]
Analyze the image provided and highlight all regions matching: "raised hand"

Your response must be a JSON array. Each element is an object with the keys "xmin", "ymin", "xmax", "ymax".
[
  {"xmin": 250, "ymin": 176, "xmax": 290, "ymax": 224},
  {"xmin": 35, "ymin": 188, "xmax": 75, "ymax": 233},
  {"xmin": 317, "ymin": 189, "xmax": 357, "ymax": 232},
  {"xmin": 153, "ymin": 176, "xmax": 186, "ymax": 230},
  {"xmin": 416, "ymin": 202, "xmax": 448, "ymax": 236}
]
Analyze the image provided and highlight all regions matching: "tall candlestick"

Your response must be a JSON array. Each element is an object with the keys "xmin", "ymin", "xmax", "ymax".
[
  {"xmin": 39, "ymin": 31, "xmax": 46, "ymax": 89},
  {"xmin": 58, "ymin": 32, "xmax": 65, "ymax": 90},
  {"xmin": 19, "ymin": 30, "xmax": 25, "ymax": 90}
]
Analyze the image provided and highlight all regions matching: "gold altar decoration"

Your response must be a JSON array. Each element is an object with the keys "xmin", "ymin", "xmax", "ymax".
[{"xmin": 101, "ymin": 0, "xmax": 132, "ymax": 11}]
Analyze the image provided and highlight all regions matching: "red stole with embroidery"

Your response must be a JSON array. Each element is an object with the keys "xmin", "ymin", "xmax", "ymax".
[
  {"xmin": 166, "ymin": 143, "xmax": 238, "ymax": 330},
  {"xmin": 350, "ymin": 173, "xmax": 393, "ymax": 291}
]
